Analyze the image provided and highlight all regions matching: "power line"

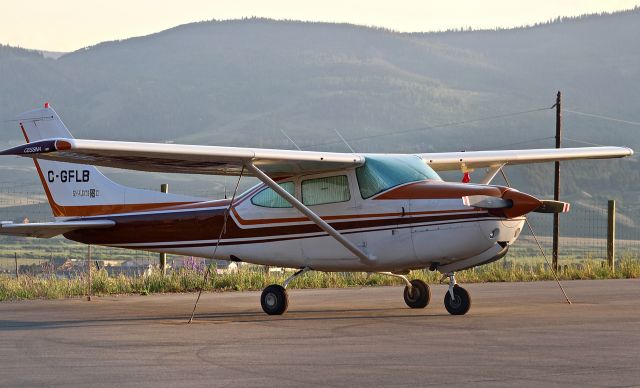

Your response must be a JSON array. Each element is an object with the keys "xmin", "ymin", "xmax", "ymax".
[
  {"xmin": 561, "ymin": 137, "xmax": 608, "ymax": 147},
  {"xmin": 565, "ymin": 109, "xmax": 640, "ymax": 127},
  {"xmin": 490, "ymin": 136, "xmax": 555, "ymax": 149},
  {"xmin": 304, "ymin": 106, "xmax": 552, "ymax": 149}
]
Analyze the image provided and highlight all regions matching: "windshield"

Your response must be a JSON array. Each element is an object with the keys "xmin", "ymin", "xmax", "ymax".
[{"xmin": 356, "ymin": 155, "xmax": 442, "ymax": 199}]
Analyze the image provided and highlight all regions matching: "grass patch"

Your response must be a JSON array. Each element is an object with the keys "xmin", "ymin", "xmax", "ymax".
[{"xmin": 1, "ymin": 258, "xmax": 639, "ymax": 302}]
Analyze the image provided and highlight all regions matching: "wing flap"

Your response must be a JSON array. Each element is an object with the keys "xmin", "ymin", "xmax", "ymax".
[{"xmin": 0, "ymin": 220, "xmax": 115, "ymax": 238}]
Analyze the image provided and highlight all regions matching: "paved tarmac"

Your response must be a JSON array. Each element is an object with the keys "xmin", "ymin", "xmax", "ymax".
[{"xmin": 0, "ymin": 279, "xmax": 639, "ymax": 387}]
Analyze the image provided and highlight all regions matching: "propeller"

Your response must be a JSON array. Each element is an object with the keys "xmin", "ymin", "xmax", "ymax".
[
  {"xmin": 534, "ymin": 200, "xmax": 570, "ymax": 214},
  {"xmin": 462, "ymin": 196, "xmax": 570, "ymax": 214},
  {"xmin": 462, "ymin": 195, "xmax": 511, "ymax": 209}
]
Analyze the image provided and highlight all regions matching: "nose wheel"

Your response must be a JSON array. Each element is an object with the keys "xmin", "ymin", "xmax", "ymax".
[{"xmin": 443, "ymin": 273, "xmax": 471, "ymax": 315}]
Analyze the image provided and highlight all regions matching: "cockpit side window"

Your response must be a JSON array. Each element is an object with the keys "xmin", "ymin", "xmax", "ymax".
[
  {"xmin": 301, "ymin": 175, "xmax": 350, "ymax": 206},
  {"xmin": 251, "ymin": 182, "xmax": 295, "ymax": 208}
]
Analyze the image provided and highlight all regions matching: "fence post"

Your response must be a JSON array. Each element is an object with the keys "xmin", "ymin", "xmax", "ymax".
[
  {"xmin": 87, "ymin": 244, "xmax": 92, "ymax": 301},
  {"xmin": 14, "ymin": 252, "xmax": 18, "ymax": 280},
  {"xmin": 159, "ymin": 184, "xmax": 169, "ymax": 275},
  {"xmin": 607, "ymin": 200, "xmax": 616, "ymax": 271}
]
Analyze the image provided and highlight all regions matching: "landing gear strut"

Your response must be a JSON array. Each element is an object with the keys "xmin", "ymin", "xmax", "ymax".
[
  {"xmin": 260, "ymin": 267, "xmax": 310, "ymax": 315},
  {"xmin": 443, "ymin": 273, "xmax": 471, "ymax": 315}
]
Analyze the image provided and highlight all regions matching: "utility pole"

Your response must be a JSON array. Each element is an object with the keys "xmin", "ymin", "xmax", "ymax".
[
  {"xmin": 607, "ymin": 200, "xmax": 616, "ymax": 271},
  {"xmin": 552, "ymin": 91, "xmax": 562, "ymax": 271},
  {"xmin": 159, "ymin": 184, "xmax": 169, "ymax": 275}
]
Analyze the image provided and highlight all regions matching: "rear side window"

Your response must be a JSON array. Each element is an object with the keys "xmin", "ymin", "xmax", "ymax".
[
  {"xmin": 251, "ymin": 182, "xmax": 295, "ymax": 208},
  {"xmin": 301, "ymin": 175, "xmax": 350, "ymax": 206}
]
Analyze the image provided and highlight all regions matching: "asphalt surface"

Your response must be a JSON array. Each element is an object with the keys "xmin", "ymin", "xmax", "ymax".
[{"xmin": 1, "ymin": 279, "xmax": 639, "ymax": 387}]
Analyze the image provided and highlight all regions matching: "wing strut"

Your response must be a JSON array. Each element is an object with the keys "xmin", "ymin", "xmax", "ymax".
[
  {"xmin": 479, "ymin": 164, "xmax": 506, "ymax": 184},
  {"xmin": 244, "ymin": 162, "xmax": 373, "ymax": 265}
]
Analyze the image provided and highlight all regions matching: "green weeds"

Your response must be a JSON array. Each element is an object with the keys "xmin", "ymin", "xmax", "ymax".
[{"xmin": 1, "ymin": 258, "xmax": 639, "ymax": 301}]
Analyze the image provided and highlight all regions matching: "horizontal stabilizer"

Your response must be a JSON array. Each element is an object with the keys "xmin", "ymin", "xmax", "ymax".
[
  {"xmin": 533, "ymin": 200, "xmax": 570, "ymax": 214},
  {"xmin": 462, "ymin": 195, "xmax": 512, "ymax": 209},
  {"xmin": 0, "ymin": 220, "xmax": 115, "ymax": 238}
]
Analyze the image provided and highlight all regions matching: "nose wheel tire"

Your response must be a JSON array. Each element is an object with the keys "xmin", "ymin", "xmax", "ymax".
[
  {"xmin": 261, "ymin": 284, "xmax": 289, "ymax": 315},
  {"xmin": 444, "ymin": 285, "xmax": 471, "ymax": 315},
  {"xmin": 403, "ymin": 279, "xmax": 430, "ymax": 308}
]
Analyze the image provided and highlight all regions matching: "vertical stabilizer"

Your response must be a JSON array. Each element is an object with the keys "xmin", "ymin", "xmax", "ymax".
[{"xmin": 17, "ymin": 105, "xmax": 204, "ymax": 218}]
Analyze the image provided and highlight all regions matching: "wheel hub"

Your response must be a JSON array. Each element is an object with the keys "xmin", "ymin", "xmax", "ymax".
[{"xmin": 265, "ymin": 293, "xmax": 277, "ymax": 308}]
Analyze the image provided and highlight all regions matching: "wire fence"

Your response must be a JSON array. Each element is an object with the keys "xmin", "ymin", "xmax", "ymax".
[{"xmin": 0, "ymin": 189, "xmax": 638, "ymax": 278}]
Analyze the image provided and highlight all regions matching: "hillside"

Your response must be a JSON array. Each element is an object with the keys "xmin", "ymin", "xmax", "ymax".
[{"xmin": 0, "ymin": 10, "xmax": 638, "ymax": 219}]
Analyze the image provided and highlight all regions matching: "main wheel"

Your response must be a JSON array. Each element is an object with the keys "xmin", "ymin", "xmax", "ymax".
[
  {"xmin": 261, "ymin": 284, "xmax": 289, "ymax": 315},
  {"xmin": 444, "ymin": 285, "xmax": 471, "ymax": 315},
  {"xmin": 403, "ymin": 279, "xmax": 430, "ymax": 308}
]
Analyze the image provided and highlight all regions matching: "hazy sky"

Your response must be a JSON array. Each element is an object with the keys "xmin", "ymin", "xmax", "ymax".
[{"xmin": 2, "ymin": 0, "xmax": 639, "ymax": 52}]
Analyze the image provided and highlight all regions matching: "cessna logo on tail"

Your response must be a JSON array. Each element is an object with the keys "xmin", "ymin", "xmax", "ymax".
[{"xmin": 47, "ymin": 170, "xmax": 90, "ymax": 183}]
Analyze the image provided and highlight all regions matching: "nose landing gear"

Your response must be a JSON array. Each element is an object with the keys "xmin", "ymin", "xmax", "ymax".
[{"xmin": 443, "ymin": 273, "xmax": 471, "ymax": 315}]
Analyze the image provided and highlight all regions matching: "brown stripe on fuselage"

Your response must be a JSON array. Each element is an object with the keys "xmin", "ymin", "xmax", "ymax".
[
  {"xmin": 108, "ymin": 217, "xmax": 508, "ymax": 249},
  {"xmin": 64, "ymin": 207, "xmax": 491, "ymax": 246}
]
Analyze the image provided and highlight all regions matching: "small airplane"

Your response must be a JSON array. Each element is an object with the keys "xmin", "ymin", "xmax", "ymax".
[{"xmin": 0, "ymin": 104, "xmax": 633, "ymax": 315}]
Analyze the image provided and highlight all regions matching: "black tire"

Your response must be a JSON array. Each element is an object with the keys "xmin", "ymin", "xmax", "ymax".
[
  {"xmin": 403, "ymin": 279, "xmax": 431, "ymax": 308},
  {"xmin": 261, "ymin": 284, "xmax": 289, "ymax": 315},
  {"xmin": 444, "ymin": 285, "xmax": 471, "ymax": 315}
]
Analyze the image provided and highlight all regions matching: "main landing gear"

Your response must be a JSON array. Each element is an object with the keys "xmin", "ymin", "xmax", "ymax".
[
  {"xmin": 260, "ymin": 267, "xmax": 310, "ymax": 315},
  {"xmin": 380, "ymin": 273, "xmax": 431, "ymax": 309}
]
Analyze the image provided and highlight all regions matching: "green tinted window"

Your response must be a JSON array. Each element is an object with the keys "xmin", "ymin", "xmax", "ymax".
[
  {"xmin": 356, "ymin": 155, "xmax": 441, "ymax": 199},
  {"xmin": 251, "ymin": 182, "xmax": 295, "ymax": 208},
  {"xmin": 302, "ymin": 175, "xmax": 350, "ymax": 206}
]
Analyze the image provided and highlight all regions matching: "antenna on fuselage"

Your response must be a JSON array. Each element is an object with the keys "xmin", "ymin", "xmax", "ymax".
[
  {"xmin": 333, "ymin": 128, "xmax": 356, "ymax": 153},
  {"xmin": 279, "ymin": 129, "xmax": 302, "ymax": 151}
]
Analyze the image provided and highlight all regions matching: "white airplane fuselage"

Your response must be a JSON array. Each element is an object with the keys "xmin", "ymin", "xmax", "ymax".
[{"xmin": 64, "ymin": 167, "xmax": 527, "ymax": 274}]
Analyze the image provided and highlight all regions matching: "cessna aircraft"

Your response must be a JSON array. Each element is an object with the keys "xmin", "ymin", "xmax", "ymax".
[{"xmin": 0, "ymin": 105, "xmax": 633, "ymax": 315}]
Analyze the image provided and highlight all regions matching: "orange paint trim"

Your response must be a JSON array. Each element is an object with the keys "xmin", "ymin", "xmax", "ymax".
[
  {"xmin": 56, "ymin": 140, "xmax": 72, "ymax": 150},
  {"xmin": 33, "ymin": 160, "xmax": 65, "ymax": 217},
  {"xmin": 19, "ymin": 123, "xmax": 30, "ymax": 142},
  {"xmin": 55, "ymin": 201, "xmax": 201, "ymax": 217}
]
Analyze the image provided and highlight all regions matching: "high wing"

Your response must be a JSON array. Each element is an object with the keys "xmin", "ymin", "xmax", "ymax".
[
  {"xmin": 0, "ymin": 138, "xmax": 632, "ymax": 177},
  {"xmin": 0, "ymin": 220, "xmax": 115, "ymax": 238},
  {"xmin": 420, "ymin": 147, "xmax": 633, "ymax": 171},
  {"xmin": 0, "ymin": 138, "xmax": 363, "ymax": 177}
]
